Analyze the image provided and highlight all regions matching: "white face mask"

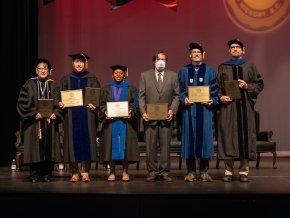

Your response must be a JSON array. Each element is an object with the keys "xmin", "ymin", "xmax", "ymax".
[{"xmin": 154, "ymin": 60, "xmax": 166, "ymax": 72}]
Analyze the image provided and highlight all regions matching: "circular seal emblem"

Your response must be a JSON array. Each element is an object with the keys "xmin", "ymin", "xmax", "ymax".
[{"xmin": 223, "ymin": 0, "xmax": 289, "ymax": 34}]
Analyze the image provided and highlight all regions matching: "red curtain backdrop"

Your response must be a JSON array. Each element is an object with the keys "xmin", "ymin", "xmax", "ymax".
[{"xmin": 38, "ymin": 0, "xmax": 290, "ymax": 150}]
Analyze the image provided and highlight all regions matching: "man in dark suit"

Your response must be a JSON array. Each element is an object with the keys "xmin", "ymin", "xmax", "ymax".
[{"xmin": 139, "ymin": 51, "xmax": 180, "ymax": 182}]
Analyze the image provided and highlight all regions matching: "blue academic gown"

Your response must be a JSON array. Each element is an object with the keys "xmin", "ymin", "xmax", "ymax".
[{"xmin": 178, "ymin": 63, "xmax": 218, "ymax": 158}]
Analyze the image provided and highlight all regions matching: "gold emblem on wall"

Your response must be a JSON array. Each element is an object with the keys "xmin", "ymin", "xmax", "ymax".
[{"xmin": 223, "ymin": 0, "xmax": 289, "ymax": 34}]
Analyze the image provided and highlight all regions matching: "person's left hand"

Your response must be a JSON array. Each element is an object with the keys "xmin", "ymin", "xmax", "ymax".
[
  {"xmin": 167, "ymin": 109, "xmax": 173, "ymax": 121},
  {"xmin": 87, "ymin": 103, "xmax": 96, "ymax": 110},
  {"xmin": 201, "ymin": 99, "xmax": 213, "ymax": 106},
  {"xmin": 238, "ymin": 79, "xmax": 248, "ymax": 89}
]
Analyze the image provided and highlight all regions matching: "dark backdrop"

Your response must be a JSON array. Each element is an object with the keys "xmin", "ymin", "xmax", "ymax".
[{"xmin": 1, "ymin": 0, "xmax": 38, "ymax": 165}]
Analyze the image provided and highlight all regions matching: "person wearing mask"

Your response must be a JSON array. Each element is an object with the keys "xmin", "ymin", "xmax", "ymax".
[
  {"xmin": 217, "ymin": 39, "xmax": 264, "ymax": 182},
  {"xmin": 17, "ymin": 58, "xmax": 63, "ymax": 183},
  {"xmin": 139, "ymin": 51, "xmax": 180, "ymax": 182},
  {"xmin": 178, "ymin": 42, "xmax": 219, "ymax": 182},
  {"xmin": 59, "ymin": 53, "xmax": 100, "ymax": 182}
]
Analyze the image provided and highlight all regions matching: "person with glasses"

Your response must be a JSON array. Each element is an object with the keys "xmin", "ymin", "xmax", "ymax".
[
  {"xmin": 217, "ymin": 39, "xmax": 264, "ymax": 182},
  {"xmin": 17, "ymin": 58, "xmax": 63, "ymax": 183}
]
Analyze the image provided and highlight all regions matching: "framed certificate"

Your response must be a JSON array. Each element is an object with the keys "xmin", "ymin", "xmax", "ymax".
[
  {"xmin": 146, "ymin": 103, "xmax": 168, "ymax": 120},
  {"xmin": 37, "ymin": 99, "xmax": 54, "ymax": 118},
  {"xmin": 188, "ymin": 86, "xmax": 210, "ymax": 103},
  {"xmin": 84, "ymin": 87, "xmax": 100, "ymax": 107},
  {"xmin": 224, "ymin": 80, "xmax": 241, "ymax": 99},
  {"xmin": 61, "ymin": 89, "xmax": 83, "ymax": 107},
  {"xmin": 107, "ymin": 101, "xmax": 129, "ymax": 118}
]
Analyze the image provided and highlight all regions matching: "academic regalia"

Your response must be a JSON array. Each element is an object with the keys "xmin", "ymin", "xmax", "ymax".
[
  {"xmin": 59, "ymin": 71, "xmax": 101, "ymax": 162},
  {"xmin": 99, "ymin": 81, "xmax": 140, "ymax": 164},
  {"xmin": 216, "ymin": 60, "xmax": 264, "ymax": 160},
  {"xmin": 17, "ymin": 78, "xmax": 63, "ymax": 164},
  {"xmin": 178, "ymin": 63, "xmax": 219, "ymax": 158}
]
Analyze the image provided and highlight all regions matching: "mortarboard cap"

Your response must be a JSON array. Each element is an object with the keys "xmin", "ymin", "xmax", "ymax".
[
  {"xmin": 189, "ymin": 42, "xmax": 205, "ymax": 53},
  {"xmin": 68, "ymin": 53, "xmax": 90, "ymax": 68},
  {"xmin": 110, "ymin": 65, "xmax": 128, "ymax": 76},
  {"xmin": 227, "ymin": 39, "xmax": 244, "ymax": 48}
]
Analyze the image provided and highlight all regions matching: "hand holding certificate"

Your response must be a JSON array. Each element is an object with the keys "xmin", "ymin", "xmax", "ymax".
[
  {"xmin": 224, "ymin": 80, "xmax": 241, "ymax": 99},
  {"xmin": 37, "ymin": 99, "xmax": 54, "ymax": 118},
  {"xmin": 146, "ymin": 103, "xmax": 168, "ymax": 120},
  {"xmin": 84, "ymin": 87, "xmax": 100, "ymax": 107},
  {"xmin": 188, "ymin": 86, "xmax": 210, "ymax": 103},
  {"xmin": 60, "ymin": 89, "xmax": 83, "ymax": 107},
  {"xmin": 107, "ymin": 101, "xmax": 129, "ymax": 118}
]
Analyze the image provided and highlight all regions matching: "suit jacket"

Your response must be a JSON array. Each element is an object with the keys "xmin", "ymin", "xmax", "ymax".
[{"xmin": 138, "ymin": 68, "xmax": 180, "ymax": 125}]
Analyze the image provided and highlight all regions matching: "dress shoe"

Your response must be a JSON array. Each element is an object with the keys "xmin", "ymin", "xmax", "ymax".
[
  {"xmin": 239, "ymin": 174, "xmax": 249, "ymax": 183},
  {"xmin": 184, "ymin": 173, "xmax": 196, "ymax": 182},
  {"xmin": 222, "ymin": 175, "xmax": 233, "ymax": 182},
  {"xmin": 42, "ymin": 175, "xmax": 51, "ymax": 183},
  {"xmin": 146, "ymin": 175, "xmax": 156, "ymax": 182},
  {"xmin": 200, "ymin": 173, "xmax": 213, "ymax": 182},
  {"xmin": 81, "ymin": 173, "xmax": 90, "ymax": 182},
  {"xmin": 107, "ymin": 173, "xmax": 116, "ymax": 182},
  {"xmin": 70, "ymin": 174, "xmax": 79, "ymax": 183},
  {"xmin": 31, "ymin": 176, "xmax": 40, "ymax": 183},
  {"xmin": 121, "ymin": 172, "xmax": 130, "ymax": 182},
  {"xmin": 162, "ymin": 175, "xmax": 173, "ymax": 182}
]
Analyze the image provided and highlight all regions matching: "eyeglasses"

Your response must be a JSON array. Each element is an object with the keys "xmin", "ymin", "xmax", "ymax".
[
  {"xmin": 37, "ymin": 67, "xmax": 48, "ymax": 71},
  {"xmin": 230, "ymin": 45, "xmax": 242, "ymax": 50}
]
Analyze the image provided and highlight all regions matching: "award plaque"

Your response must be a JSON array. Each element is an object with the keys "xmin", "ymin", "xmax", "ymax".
[
  {"xmin": 146, "ymin": 103, "xmax": 168, "ymax": 120},
  {"xmin": 61, "ymin": 89, "xmax": 83, "ymax": 107},
  {"xmin": 84, "ymin": 87, "xmax": 100, "ymax": 107},
  {"xmin": 224, "ymin": 80, "xmax": 241, "ymax": 99},
  {"xmin": 107, "ymin": 101, "xmax": 129, "ymax": 118},
  {"xmin": 37, "ymin": 99, "xmax": 54, "ymax": 118},
  {"xmin": 188, "ymin": 86, "xmax": 210, "ymax": 103}
]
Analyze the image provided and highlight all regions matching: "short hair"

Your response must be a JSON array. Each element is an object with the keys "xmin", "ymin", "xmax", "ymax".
[{"xmin": 152, "ymin": 51, "xmax": 168, "ymax": 62}]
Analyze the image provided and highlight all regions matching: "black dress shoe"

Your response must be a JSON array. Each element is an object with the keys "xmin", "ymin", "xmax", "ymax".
[
  {"xmin": 31, "ymin": 176, "xmax": 40, "ymax": 183},
  {"xmin": 222, "ymin": 175, "xmax": 233, "ymax": 182},
  {"xmin": 239, "ymin": 174, "xmax": 249, "ymax": 182},
  {"xmin": 42, "ymin": 175, "xmax": 51, "ymax": 183}
]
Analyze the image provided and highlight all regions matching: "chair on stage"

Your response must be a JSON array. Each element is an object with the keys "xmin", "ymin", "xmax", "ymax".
[{"xmin": 215, "ymin": 111, "xmax": 277, "ymax": 169}]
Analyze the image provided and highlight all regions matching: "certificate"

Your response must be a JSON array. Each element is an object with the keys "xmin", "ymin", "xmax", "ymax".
[
  {"xmin": 37, "ymin": 99, "xmax": 54, "ymax": 118},
  {"xmin": 61, "ymin": 89, "xmax": 83, "ymax": 107},
  {"xmin": 188, "ymin": 86, "xmax": 210, "ymax": 103},
  {"xmin": 146, "ymin": 103, "xmax": 168, "ymax": 120},
  {"xmin": 224, "ymin": 80, "xmax": 241, "ymax": 99},
  {"xmin": 84, "ymin": 87, "xmax": 100, "ymax": 107},
  {"xmin": 107, "ymin": 101, "xmax": 129, "ymax": 118}
]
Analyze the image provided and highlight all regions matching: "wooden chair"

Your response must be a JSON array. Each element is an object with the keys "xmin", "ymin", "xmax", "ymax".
[{"xmin": 215, "ymin": 111, "xmax": 277, "ymax": 169}]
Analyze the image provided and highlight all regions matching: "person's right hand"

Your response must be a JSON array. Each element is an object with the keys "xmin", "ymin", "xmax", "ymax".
[
  {"xmin": 220, "ymin": 96, "xmax": 232, "ymax": 103},
  {"xmin": 184, "ymin": 97, "xmax": 194, "ymax": 105},
  {"xmin": 59, "ymin": 102, "xmax": 65, "ymax": 109},
  {"xmin": 142, "ymin": 112, "xmax": 149, "ymax": 122}
]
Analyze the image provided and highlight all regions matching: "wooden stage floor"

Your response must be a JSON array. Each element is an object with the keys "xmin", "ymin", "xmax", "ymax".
[{"xmin": 1, "ymin": 155, "xmax": 290, "ymax": 217}]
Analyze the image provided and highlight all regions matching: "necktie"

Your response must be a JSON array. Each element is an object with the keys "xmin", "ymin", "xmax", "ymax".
[{"xmin": 157, "ymin": 72, "xmax": 163, "ymax": 90}]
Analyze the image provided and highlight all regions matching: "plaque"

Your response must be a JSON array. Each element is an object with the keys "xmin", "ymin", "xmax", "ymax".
[
  {"xmin": 188, "ymin": 86, "xmax": 210, "ymax": 103},
  {"xmin": 224, "ymin": 80, "xmax": 241, "ymax": 99},
  {"xmin": 37, "ymin": 99, "xmax": 54, "ymax": 118},
  {"xmin": 61, "ymin": 89, "xmax": 83, "ymax": 107},
  {"xmin": 84, "ymin": 87, "xmax": 100, "ymax": 107},
  {"xmin": 146, "ymin": 103, "xmax": 168, "ymax": 120},
  {"xmin": 107, "ymin": 101, "xmax": 129, "ymax": 118}
]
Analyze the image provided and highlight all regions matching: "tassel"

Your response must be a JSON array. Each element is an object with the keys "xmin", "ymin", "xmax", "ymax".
[{"xmin": 38, "ymin": 121, "xmax": 42, "ymax": 139}]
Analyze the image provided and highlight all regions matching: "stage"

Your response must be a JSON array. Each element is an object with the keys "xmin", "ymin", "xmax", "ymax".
[{"xmin": 1, "ymin": 155, "xmax": 290, "ymax": 217}]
